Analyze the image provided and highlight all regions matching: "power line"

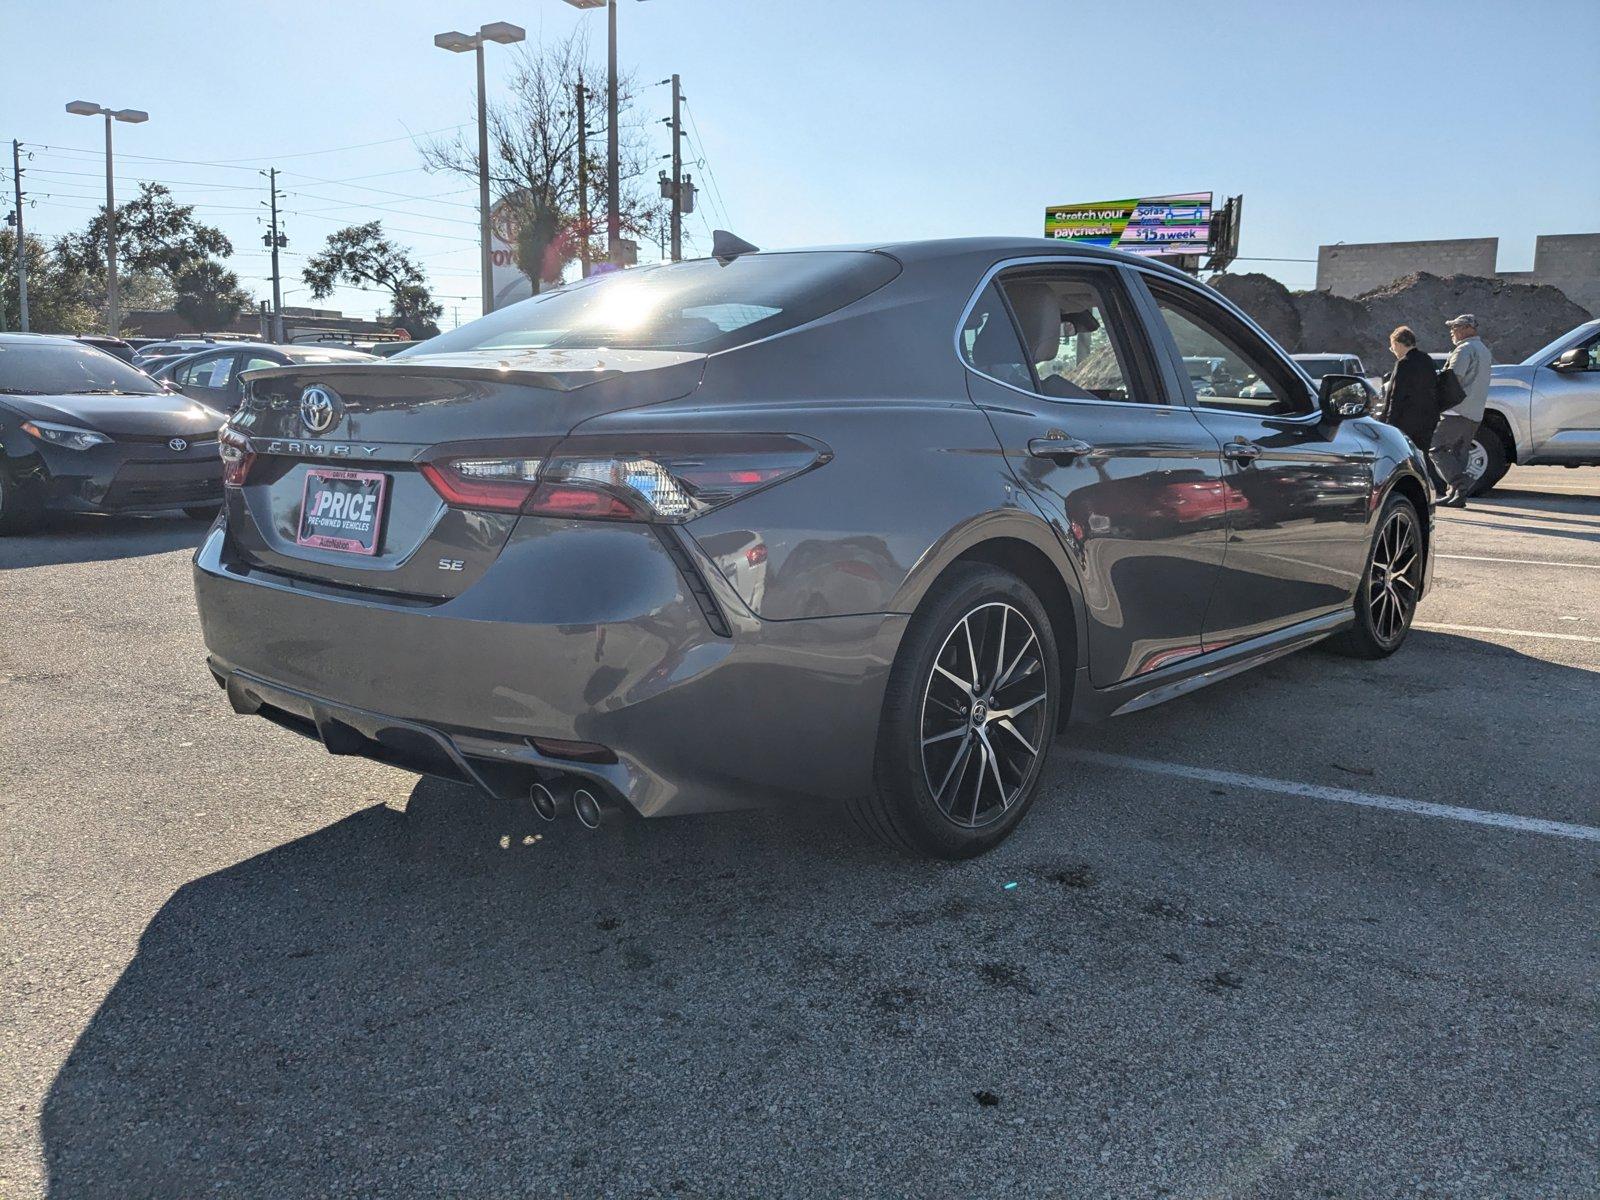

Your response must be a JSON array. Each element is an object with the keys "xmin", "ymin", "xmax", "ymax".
[
  {"xmin": 17, "ymin": 124, "xmax": 471, "ymax": 173},
  {"xmin": 680, "ymin": 100, "xmax": 732, "ymax": 229}
]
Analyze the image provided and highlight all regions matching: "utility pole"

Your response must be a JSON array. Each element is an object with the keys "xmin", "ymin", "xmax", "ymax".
[
  {"xmin": 9, "ymin": 140, "xmax": 28, "ymax": 331},
  {"xmin": 263, "ymin": 167, "xmax": 286, "ymax": 343},
  {"xmin": 576, "ymin": 81, "xmax": 591, "ymax": 277},
  {"xmin": 669, "ymin": 74, "xmax": 682, "ymax": 262},
  {"xmin": 657, "ymin": 77, "xmax": 695, "ymax": 263},
  {"xmin": 606, "ymin": 0, "xmax": 620, "ymax": 265}
]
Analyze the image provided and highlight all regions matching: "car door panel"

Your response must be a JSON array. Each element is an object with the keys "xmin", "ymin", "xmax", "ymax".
[
  {"xmin": 1132, "ymin": 272, "xmax": 1374, "ymax": 647},
  {"xmin": 1190, "ymin": 411, "xmax": 1376, "ymax": 647},
  {"xmin": 960, "ymin": 265, "xmax": 1227, "ymax": 687},
  {"xmin": 1530, "ymin": 332, "xmax": 1600, "ymax": 460}
]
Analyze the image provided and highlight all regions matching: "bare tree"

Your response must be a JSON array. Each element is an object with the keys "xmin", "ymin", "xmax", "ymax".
[{"xmin": 421, "ymin": 28, "xmax": 666, "ymax": 294}]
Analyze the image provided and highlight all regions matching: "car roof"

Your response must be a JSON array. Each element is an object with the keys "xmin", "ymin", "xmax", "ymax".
[
  {"xmin": 677, "ymin": 236, "xmax": 1206, "ymax": 284},
  {"xmin": 281, "ymin": 346, "xmax": 377, "ymax": 361}
]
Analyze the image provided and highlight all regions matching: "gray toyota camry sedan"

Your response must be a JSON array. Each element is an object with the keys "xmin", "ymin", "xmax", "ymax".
[{"xmin": 193, "ymin": 236, "xmax": 1433, "ymax": 858}]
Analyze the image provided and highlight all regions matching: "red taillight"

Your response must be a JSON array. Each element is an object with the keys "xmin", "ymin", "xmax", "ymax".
[
  {"xmin": 218, "ymin": 427, "xmax": 255, "ymax": 487},
  {"xmin": 421, "ymin": 436, "xmax": 829, "ymax": 522},
  {"xmin": 419, "ymin": 458, "xmax": 542, "ymax": 513},
  {"xmin": 525, "ymin": 483, "xmax": 639, "ymax": 520}
]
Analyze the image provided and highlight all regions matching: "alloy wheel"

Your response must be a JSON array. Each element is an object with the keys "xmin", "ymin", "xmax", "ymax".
[
  {"xmin": 919, "ymin": 601, "xmax": 1050, "ymax": 829},
  {"xmin": 1367, "ymin": 508, "xmax": 1421, "ymax": 647},
  {"xmin": 1463, "ymin": 439, "xmax": 1488, "ymax": 483}
]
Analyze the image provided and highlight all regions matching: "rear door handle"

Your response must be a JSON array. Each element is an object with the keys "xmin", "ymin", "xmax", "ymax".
[
  {"xmin": 1222, "ymin": 440, "xmax": 1262, "ymax": 463},
  {"xmin": 1028, "ymin": 435, "xmax": 1095, "ymax": 461}
]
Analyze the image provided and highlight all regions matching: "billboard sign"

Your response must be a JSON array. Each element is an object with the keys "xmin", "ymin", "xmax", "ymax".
[{"xmin": 1044, "ymin": 192, "xmax": 1213, "ymax": 258}]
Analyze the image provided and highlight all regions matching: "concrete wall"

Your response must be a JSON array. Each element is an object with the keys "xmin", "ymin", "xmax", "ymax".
[
  {"xmin": 1316, "ymin": 239, "xmax": 1498, "ymax": 297},
  {"xmin": 1315, "ymin": 233, "xmax": 1600, "ymax": 315},
  {"xmin": 1530, "ymin": 234, "xmax": 1600, "ymax": 315}
]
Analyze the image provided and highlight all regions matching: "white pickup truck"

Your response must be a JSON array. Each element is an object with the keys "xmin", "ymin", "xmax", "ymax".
[{"xmin": 1468, "ymin": 319, "xmax": 1600, "ymax": 495}]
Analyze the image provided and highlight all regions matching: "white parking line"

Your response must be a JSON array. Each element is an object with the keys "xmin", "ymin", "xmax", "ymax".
[
  {"xmin": 1439, "ymin": 553, "xmax": 1600, "ymax": 571},
  {"xmin": 1067, "ymin": 749, "xmax": 1600, "ymax": 844},
  {"xmin": 1414, "ymin": 621, "xmax": 1600, "ymax": 644}
]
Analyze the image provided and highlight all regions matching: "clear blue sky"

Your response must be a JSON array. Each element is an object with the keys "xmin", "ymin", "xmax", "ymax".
[{"xmin": 3, "ymin": 0, "xmax": 1596, "ymax": 325}]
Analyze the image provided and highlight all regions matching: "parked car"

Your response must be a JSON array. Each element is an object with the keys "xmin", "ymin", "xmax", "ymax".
[
  {"xmin": 192, "ymin": 236, "xmax": 1431, "ymax": 858},
  {"xmin": 73, "ymin": 334, "xmax": 137, "ymax": 362},
  {"xmin": 156, "ymin": 343, "xmax": 377, "ymax": 412},
  {"xmin": 1467, "ymin": 318, "xmax": 1600, "ymax": 495},
  {"xmin": 1290, "ymin": 354, "xmax": 1387, "ymax": 416},
  {"xmin": 132, "ymin": 338, "xmax": 221, "ymax": 364},
  {"xmin": 0, "ymin": 333, "xmax": 226, "ymax": 533}
]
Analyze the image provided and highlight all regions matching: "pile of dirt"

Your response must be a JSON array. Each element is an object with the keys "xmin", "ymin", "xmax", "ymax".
[{"xmin": 1209, "ymin": 271, "xmax": 1593, "ymax": 371}]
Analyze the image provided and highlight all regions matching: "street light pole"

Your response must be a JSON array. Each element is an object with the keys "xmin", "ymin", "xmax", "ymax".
[
  {"xmin": 435, "ymin": 21, "xmax": 525, "ymax": 317},
  {"xmin": 606, "ymin": 0, "xmax": 620, "ymax": 265},
  {"xmin": 475, "ymin": 38, "xmax": 492, "ymax": 313},
  {"xmin": 575, "ymin": 82, "xmax": 591, "ymax": 277},
  {"xmin": 66, "ymin": 101, "xmax": 147, "ymax": 336}
]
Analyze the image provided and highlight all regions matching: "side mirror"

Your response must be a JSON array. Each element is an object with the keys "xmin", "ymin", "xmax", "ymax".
[
  {"xmin": 1551, "ymin": 346, "xmax": 1591, "ymax": 372},
  {"xmin": 1319, "ymin": 373, "xmax": 1374, "ymax": 420}
]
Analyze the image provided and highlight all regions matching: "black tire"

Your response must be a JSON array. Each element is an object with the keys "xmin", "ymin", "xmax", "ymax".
[
  {"xmin": 1328, "ymin": 493, "xmax": 1424, "ymax": 659},
  {"xmin": 184, "ymin": 504, "xmax": 223, "ymax": 521},
  {"xmin": 853, "ymin": 563, "xmax": 1062, "ymax": 859},
  {"xmin": 1463, "ymin": 426, "xmax": 1509, "ymax": 497},
  {"xmin": 0, "ymin": 466, "xmax": 45, "ymax": 536}
]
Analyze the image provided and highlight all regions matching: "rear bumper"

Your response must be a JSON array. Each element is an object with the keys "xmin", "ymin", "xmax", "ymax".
[{"xmin": 193, "ymin": 525, "xmax": 906, "ymax": 816}]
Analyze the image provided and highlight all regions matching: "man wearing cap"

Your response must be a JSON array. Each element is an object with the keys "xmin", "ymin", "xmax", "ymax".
[{"xmin": 1432, "ymin": 313, "xmax": 1493, "ymax": 507}]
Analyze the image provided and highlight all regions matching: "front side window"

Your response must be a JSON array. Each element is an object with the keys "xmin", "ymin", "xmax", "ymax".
[
  {"xmin": 998, "ymin": 270, "xmax": 1142, "ymax": 403},
  {"xmin": 181, "ymin": 353, "xmax": 234, "ymax": 390},
  {"xmin": 1150, "ymin": 285, "xmax": 1310, "ymax": 416}
]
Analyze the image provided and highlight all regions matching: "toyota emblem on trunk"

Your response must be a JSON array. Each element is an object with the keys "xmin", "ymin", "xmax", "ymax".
[
  {"xmin": 299, "ymin": 385, "xmax": 341, "ymax": 434},
  {"xmin": 168, "ymin": 437, "xmax": 189, "ymax": 452}
]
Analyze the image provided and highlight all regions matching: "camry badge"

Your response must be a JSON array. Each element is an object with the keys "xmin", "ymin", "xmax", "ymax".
[
  {"xmin": 168, "ymin": 437, "xmax": 189, "ymax": 452},
  {"xmin": 299, "ymin": 385, "xmax": 341, "ymax": 435}
]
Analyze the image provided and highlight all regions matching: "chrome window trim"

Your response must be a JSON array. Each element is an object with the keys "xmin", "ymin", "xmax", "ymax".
[{"xmin": 952, "ymin": 253, "xmax": 1182, "ymax": 414}]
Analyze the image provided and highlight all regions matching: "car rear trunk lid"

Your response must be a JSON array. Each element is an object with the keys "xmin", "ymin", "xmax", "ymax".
[{"xmin": 221, "ymin": 349, "xmax": 705, "ymax": 598}]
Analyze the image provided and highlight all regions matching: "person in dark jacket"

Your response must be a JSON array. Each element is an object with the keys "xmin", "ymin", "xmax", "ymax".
[{"xmin": 1382, "ymin": 325, "xmax": 1440, "ymax": 450}]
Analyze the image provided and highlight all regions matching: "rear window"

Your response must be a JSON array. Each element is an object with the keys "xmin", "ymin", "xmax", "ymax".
[
  {"xmin": 0, "ymin": 339, "xmax": 162, "ymax": 396},
  {"xmin": 410, "ymin": 251, "xmax": 901, "ymax": 356}
]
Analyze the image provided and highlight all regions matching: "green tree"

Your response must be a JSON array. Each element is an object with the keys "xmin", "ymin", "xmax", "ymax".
[
  {"xmin": 53, "ymin": 183, "xmax": 243, "ymax": 332},
  {"xmin": 57, "ymin": 183, "xmax": 232, "ymax": 279},
  {"xmin": 301, "ymin": 222, "xmax": 441, "ymax": 337},
  {"xmin": 0, "ymin": 228, "xmax": 99, "ymax": 333},
  {"xmin": 173, "ymin": 259, "xmax": 250, "ymax": 331}
]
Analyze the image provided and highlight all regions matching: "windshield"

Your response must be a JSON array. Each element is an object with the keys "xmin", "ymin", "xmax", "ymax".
[
  {"xmin": 0, "ymin": 339, "xmax": 162, "ymax": 395},
  {"xmin": 409, "ymin": 251, "xmax": 902, "ymax": 357}
]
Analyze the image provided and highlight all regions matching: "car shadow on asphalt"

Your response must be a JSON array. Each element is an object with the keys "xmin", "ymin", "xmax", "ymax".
[
  {"xmin": 36, "ymin": 637, "xmax": 1600, "ymax": 1197},
  {"xmin": 1436, "ymin": 516, "xmax": 1600, "ymax": 545},
  {"xmin": 0, "ymin": 511, "xmax": 212, "ymax": 569}
]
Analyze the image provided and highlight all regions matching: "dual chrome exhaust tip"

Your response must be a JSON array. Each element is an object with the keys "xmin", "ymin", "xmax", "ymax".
[{"xmin": 529, "ymin": 779, "xmax": 615, "ymax": 830}]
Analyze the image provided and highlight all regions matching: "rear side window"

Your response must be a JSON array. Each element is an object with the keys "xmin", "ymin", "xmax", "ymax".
[
  {"xmin": 997, "ymin": 268, "xmax": 1150, "ymax": 403},
  {"xmin": 959, "ymin": 282, "xmax": 1032, "ymax": 389},
  {"xmin": 412, "ymin": 251, "xmax": 901, "ymax": 356}
]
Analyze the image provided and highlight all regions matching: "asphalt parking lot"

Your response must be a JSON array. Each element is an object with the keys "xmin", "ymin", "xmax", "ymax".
[{"xmin": 2, "ymin": 466, "xmax": 1597, "ymax": 1200}]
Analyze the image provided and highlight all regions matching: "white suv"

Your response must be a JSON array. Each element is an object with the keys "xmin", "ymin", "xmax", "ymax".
[{"xmin": 1470, "ymin": 319, "xmax": 1600, "ymax": 494}]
